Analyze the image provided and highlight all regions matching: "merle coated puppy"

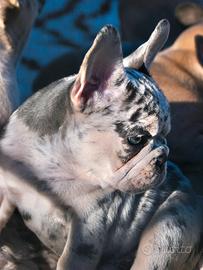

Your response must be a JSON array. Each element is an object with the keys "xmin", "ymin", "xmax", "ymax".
[{"xmin": 0, "ymin": 1, "xmax": 203, "ymax": 270}]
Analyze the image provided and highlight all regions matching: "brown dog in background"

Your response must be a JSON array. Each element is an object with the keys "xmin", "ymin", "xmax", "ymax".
[{"xmin": 150, "ymin": 2, "xmax": 203, "ymax": 194}]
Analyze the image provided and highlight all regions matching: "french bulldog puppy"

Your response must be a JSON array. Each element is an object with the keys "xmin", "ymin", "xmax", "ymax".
[
  {"xmin": 150, "ymin": 2, "xmax": 203, "ymax": 194},
  {"xmin": 0, "ymin": 1, "xmax": 203, "ymax": 270}
]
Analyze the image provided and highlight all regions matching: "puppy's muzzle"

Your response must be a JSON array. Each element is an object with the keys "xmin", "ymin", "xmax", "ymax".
[{"xmin": 113, "ymin": 138, "xmax": 169, "ymax": 193}]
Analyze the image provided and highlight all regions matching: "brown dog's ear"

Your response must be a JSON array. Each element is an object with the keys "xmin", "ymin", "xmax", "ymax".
[
  {"xmin": 175, "ymin": 3, "xmax": 203, "ymax": 26},
  {"xmin": 71, "ymin": 25, "xmax": 124, "ymax": 111},
  {"xmin": 123, "ymin": 19, "xmax": 170, "ymax": 70}
]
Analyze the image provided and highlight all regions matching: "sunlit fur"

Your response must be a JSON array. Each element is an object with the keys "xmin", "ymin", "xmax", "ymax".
[{"xmin": 0, "ymin": 3, "xmax": 203, "ymax": 269}]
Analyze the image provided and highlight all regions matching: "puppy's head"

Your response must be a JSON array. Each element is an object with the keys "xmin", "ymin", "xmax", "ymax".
[
  {"xmin": 7, "ymin": 20, "xmax": 170, "ymax": 193},
  {"xmin": 68, "ymin": 20, "xmax": 171, "ymax": 190}
]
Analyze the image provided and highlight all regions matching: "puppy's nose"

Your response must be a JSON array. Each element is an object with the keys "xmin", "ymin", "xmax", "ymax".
[{"xmin": 156, "ymin": 152, "xmax": 168, "ymax": 169}]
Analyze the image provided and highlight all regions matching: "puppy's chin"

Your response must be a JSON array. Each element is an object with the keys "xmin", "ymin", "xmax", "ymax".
[{"xmin": 117, "ymin": 143, "xmax": 169, "ymax": 193}]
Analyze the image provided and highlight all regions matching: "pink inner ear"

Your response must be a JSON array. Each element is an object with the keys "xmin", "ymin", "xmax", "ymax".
[
  {"xmin": 70, "ymin": 25, "xmax": 124, "ymax": 109},
  {"xmin": 71, "ymin": 66, "xmax": 112, "ymax": 109},
  {"xmin": 71, "ymin": 76, "xmax": 102, "ymax": 109},
  {"xmin": 81, "ymin": 79, "xmax": 101, "ymax": 102}
]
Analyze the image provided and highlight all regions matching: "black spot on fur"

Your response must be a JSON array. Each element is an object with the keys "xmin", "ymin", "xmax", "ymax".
[
  {"xmin": 22, "ymin": 211, "xmax": 32, "ymax": 221},
  {"xmin": 115, "ymin": 76, "xmax": 125, "ymax": 87},
  {"xmin": 114, "ymin": 121, "xmax": 128, "ymax": 139},
  {"xmin": 125, "ymin": 81, "xmax": 137, "ymax": 103},
  {"xmin": 143, "ymin": 100, "xmax": 158, "ymax": 116},
  {"xmin": 136, "ymin": 96, "xmax": 145, "ymax": 105},
  {"xmin": 129, "ymin": 109, "xmax": 142, "ymax": 122}
]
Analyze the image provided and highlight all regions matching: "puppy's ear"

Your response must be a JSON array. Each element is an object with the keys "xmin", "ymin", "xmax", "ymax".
[
  {"xmin": 123, "ymin": 19, "xmax": 170, "ymax": 70},
  {"xmin": 175, "ymin": 3, "xmax": 203, "ymax": 26},
  {"xmin": 71, "ymin": 25, "xmax": 124, "ymax": 111}
]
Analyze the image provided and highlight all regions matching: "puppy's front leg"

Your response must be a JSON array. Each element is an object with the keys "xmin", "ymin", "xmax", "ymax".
[{"xmin": 57, "ymin": 216, "xmax": 103, "ymax": 270}]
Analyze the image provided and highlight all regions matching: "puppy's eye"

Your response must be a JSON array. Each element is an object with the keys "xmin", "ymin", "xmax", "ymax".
[{"xmin": 127, "ymin": 135, "xmax": 148, "ymax": 146}]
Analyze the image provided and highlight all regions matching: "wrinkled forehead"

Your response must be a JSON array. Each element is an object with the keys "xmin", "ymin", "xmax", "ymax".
[
  {"xmin": 125, "ymin": 68, "xmax": 166, "ymax": 107},
  {"xmin": 114, "ymin": 68, "xmax": 170, "ymax": 136}
]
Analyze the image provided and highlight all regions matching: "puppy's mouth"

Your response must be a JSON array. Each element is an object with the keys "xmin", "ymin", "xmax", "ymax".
[{"xmin": 109, "ymin": 140, "xmax": 169, "ymax": 193}]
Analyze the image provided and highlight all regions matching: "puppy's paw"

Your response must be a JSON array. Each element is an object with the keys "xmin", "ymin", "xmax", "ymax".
[{"xmin": 0, "ymin": 0, "xmax": 39, "ymax": 56}]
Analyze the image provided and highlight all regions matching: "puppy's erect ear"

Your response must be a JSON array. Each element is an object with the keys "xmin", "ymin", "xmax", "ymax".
[
  {"xmin": 123, "ymin": 19, "xmax": 170, "ymax": 70},
  {"xmin": 175, "ymin": 3, "xmax": 203, "ymax": 26},
  {"xmin": 71, "ymin": 25, "xmax": 124, "ymax": 111}
]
